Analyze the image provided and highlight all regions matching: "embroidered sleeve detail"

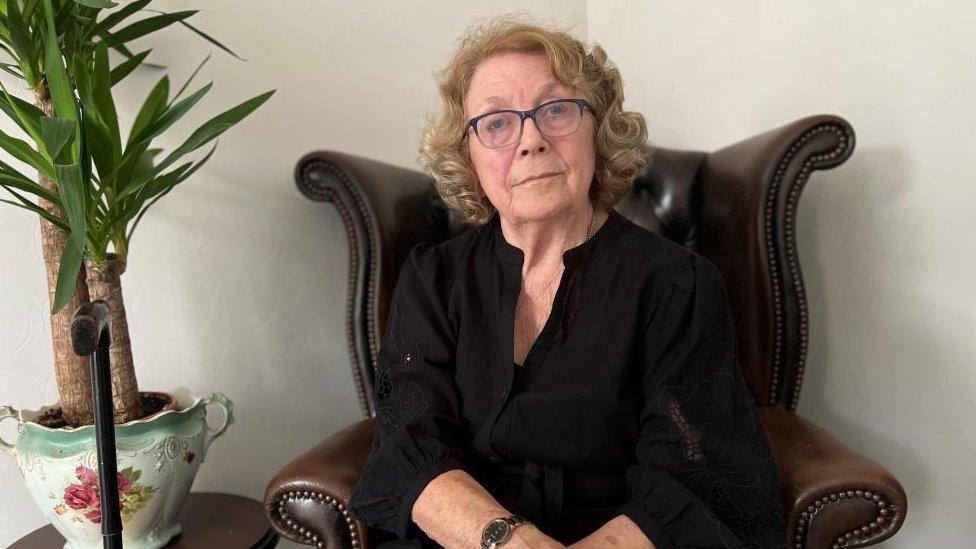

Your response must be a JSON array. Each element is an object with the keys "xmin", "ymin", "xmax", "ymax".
[
  {"xmin": 667, "ymin": 398, "xmax": 703, "ymax": 463},
  {"xmin": 619, "ymin": 254, "xmax": 787, "ymax": 549},
  {"xmin": 347, "ymin": 243, "xmax": 467, "ymax": 541},
  {"xmin": 374, "ymin": 282, "xmax": 427, "ymax": 438}
]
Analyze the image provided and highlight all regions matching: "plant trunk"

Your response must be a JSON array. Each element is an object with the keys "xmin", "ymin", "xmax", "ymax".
[
  {"xmin": 33, "ymin": 85, "xmax": 94, "ymax": 427},
  {"xmin": 84, "ymin": 253, "xmax": 143, "ymax": 424}
]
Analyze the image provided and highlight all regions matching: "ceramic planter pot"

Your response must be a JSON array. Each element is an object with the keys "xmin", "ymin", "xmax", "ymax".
[{"xmin": 0, "ymin": 388, "xmax": 234, "ymax": 549}]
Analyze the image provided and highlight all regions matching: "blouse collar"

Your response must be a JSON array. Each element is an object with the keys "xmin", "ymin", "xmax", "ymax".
[{"xmin": 489, "ymin": 206, "xmax": 625, "ymax": 268}]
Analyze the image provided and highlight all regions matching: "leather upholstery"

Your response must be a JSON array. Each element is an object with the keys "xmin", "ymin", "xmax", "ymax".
[
  {"xmin": 265, "ymin": 115, "xmax": 907, "ymax": 548},
  {"xmin": 759, "ymin": 408, "xmax": 906, "ymax": 548},
  {"xmin": 265, "ymin": 418, "xmax": 376, "ymax": 548}
]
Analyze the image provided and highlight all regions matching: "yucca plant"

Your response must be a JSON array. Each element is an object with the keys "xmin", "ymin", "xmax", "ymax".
[{"xmin": 0, "ymin": 0, "xmax": 274, "ymax": 426}]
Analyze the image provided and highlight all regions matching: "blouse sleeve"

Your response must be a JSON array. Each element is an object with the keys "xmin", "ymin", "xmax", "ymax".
[
  {"xmin": 347, "ymin": 242, "xmax": 468, "ymax": 540},
  {"xmin": 616, "ymin": 253, "xmax": 787, "ymax": 549}
]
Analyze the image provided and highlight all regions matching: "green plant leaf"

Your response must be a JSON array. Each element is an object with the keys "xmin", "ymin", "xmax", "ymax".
[
  {"xmin": 143, "ymin": 9, "xmax": 243, "ymax": 62},
  {"xmin": 80, "ymin": 102, "xmax": 114, "ymax": 182},
  {"xmin": 121, "ymin": 162, "xmax": 191, "ymax": 237},
  {"xmin": 126, "ymin": 74, "xmax": 167, "ymax": 147},
  {"xmin": 171, "ymin": 139, "xmax": 217, "ymax": 185},
  {"xmin": 91, "ymin": 0, "xmax": 150, "ymax": 35},
  {"xmin": 129, "ymin": 146, "xmax": 162, "ymax": 183},
  {"xmin": 74, "ymin": 0, "xmax": 117, "ymax": 8},
  {"xmin": 0, "ymin": 161, "xmax": 62, "ymax": 204},
  {"xmin": 53, "ymin": 0, "xmax": 77, "ymax": 29},
  {"xmin": 0, "ymin": 196, "xmax": 70, "ymax": 231},
  {"xmin": 103, "ymin": 138, "xmax": 147, "ymax": 211},
  {"xmin": 0, "ymin": 42, "xmax": 20, "ymax": 62},
  {"xmin": 74, "ymin": 11, "xmax": 97, "ymax": 26},
  {"xmin": 0, "ymin": 162, "xmax": 60, "ymax": 206},
  {"xmin": 175, "ymin": 18, "xmax": 243, "ymax": 61},
  {"xmin": 133, "ymin": 81, "xmax": 211, "ymax": 145},
  {"xmin": 73, "ymin": 55, "xmax": 115, "ymax": 178},
  {"xmin": 6, "ymin": 0, "xmax": 39, "ymax": 85},
  {"xmin": 103, "ymin": 10, "xmax": 197, "ymax": 47},
  {"xmin": 41, "ymin": 0, "xmax": 80, "ymax": 159},
  {"xmin": 20, "ymin": 1, "xmax": 41, "ymax": 23},
  {"xmin": 108, "ymin": 47, "xmax": 150, "ymax": 85},
  {"xmin": 171, "ymin": 52, "xmax": 209, "ymax": 104},
  {"xmin": 0, "ymin": 79, "xmax": 45, "ymax": 144},
  {"xmin": 39, "ymin": 116, "xmax": 75, "ymax": 162},
  {"xmin": 0, "ymin": 127, "xmax": 55, "ymax": 178},
  {"xmin": 0, "ymin": 180, "xmax": 60, "ymax": 207},
  {"xmin": 51, "ymin": 231, "xmax": 83, "ymax": 314},
  {"xmin": 115, "ymin": 145, "xmax": 160, "ymax": 208},
  {"xmin": 91, "ymin": 42, "xmax": 120, "ymax": 145},
  {"xmin": 150, "ymin": 89, "xmax": 274, "ymax": 177},
  {"xmin": 0, "ymin": 62, "xmax": 26, "ymax": 79},
  {"xmin": 117, "ymin": 157, "xmax": 188, "ymax": 201},
  {"xmin": 108, "ymin": 41, "xmax": 164, "ymax": 70},
  {"xmin": 127, "ymin": 142, "xmax": 216, "ymax": 242},
  {"xmin": 54, "ymin": 162, "xmax": 86, "ymax": 254}
]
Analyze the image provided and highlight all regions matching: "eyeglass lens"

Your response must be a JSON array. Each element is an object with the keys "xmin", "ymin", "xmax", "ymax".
[{"xmin": 474, "ymin": 100, "xmax": 583, "ymax": 149}]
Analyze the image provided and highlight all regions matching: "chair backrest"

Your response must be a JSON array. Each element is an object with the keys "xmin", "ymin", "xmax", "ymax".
[{"xmin": 294, "ymin": 114, "xmax": 855, "ymax": 418}]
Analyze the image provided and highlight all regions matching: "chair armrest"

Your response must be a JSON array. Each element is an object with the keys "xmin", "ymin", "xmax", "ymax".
[
  {"xmin": 264, "ymin": 418, "xmax": 376, "ymax": 548},
  {"xmin": 758, "ymin": 407, "xmax": 906, "ymax": 548}
]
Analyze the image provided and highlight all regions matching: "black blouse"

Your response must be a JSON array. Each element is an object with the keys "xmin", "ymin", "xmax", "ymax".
[{"xmin": 347, "ymin": 208, "xmax": 787, "ymax": 548}]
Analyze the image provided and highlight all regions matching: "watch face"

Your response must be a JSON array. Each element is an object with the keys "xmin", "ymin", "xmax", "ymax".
[{"xmin": 485, "ymin": 519, "xmax": 510, "ymax": 543}]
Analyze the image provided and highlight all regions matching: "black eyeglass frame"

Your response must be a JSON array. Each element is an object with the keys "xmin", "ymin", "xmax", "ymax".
[{"xmin": 465, "ymin": 98, "xmax": 592, "ymax": 149}]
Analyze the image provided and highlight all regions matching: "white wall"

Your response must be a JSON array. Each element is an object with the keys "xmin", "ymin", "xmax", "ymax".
[
  {"xmin": 0, "ymin": 1, "xmax": 585, "ymax": 546},
  {"xmin": 2, "ymin": 1, "xmax": 970, "ymax": 547},
  {"xmin": 588, "ymin": 1, "xmax": 976, "ymax": 546}
]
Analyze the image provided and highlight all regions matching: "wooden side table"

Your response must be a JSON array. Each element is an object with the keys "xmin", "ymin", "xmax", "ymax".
[{"xmin": 11, "ymin": 492, "xmax": 278, "ymax": 548}]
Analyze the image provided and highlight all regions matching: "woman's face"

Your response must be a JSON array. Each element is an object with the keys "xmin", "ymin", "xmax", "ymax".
[{"xmin": 464, "ymin": 51, "xmax": 596, "ymax": 223}]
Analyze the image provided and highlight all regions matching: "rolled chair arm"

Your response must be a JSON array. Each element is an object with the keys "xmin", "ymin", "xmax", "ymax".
[
  {"xmin": 264, "ymin": 418, "xmax": 376, "ymax": 548},
  {"xmin": 695, "ymin": 114, "xmax": 856, "ymax": 410},
  {"xmin": 758, "ymin": 407, "xmax": 907, "ymax": 548}
]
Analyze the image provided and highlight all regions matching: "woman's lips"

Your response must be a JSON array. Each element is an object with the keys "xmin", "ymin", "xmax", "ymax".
[{"xmin": 517, "ymin": 172, "xmax": 560, "ymax": 186}]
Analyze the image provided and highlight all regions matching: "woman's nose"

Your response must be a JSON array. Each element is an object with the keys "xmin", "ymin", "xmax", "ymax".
[{"xmin": 519, "ymin": 118, "xmax": 547, "ymax": 156}]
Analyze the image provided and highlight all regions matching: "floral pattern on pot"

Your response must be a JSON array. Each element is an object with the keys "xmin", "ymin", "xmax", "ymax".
[{"xmin": 56, "ymin": 464, "xmax": 158, "ymax": 525}]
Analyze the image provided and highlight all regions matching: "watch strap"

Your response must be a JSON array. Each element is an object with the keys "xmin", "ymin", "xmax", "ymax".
[{"xmin": 481, "ymin": 515, "xmax": 530, "ymax": 549}]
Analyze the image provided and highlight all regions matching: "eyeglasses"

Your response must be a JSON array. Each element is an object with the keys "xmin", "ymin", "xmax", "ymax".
[{"xmin": 465, "ymin": 98, "xmax": 591, "ymax": 149}]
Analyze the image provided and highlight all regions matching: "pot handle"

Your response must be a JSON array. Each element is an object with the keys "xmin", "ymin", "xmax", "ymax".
[
  {"xmin": 201, "ymin": 393, "xmax": 234, "ymax": 454},
  {"xmin": 0, "ymin": 405, "xmax": 18, "ymax": 458}
]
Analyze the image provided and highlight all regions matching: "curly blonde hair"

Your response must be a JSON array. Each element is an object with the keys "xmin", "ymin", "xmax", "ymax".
[{"xmin": 419, "ymin": 14, "xmax": 650, "ymax": 226}]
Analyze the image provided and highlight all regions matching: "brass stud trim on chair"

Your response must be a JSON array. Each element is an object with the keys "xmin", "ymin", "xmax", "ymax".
[
  {"xmin": 269, "ymin": 488, "xmax": 365, "ymax": 548},
  {"xmin": 297, "ymin": 157, "xmax": 384, "ymax": 419},
  {"xmin": 762, "ymin": 122, "xmax": 855, "ymax": 409},
  {"xmin": 792, "ymin": 488, "xmax": 902, "ymax": 549}
]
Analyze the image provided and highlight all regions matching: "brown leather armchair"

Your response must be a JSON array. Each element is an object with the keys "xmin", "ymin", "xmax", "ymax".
[{"xmin": 264, "ymin": 114, "xmax": 907, "ymax": 549}]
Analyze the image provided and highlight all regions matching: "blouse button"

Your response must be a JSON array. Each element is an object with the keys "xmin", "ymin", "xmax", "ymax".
[{"xmin": 403, "ymin": 352, "xmax": 412, "ymax": 363}]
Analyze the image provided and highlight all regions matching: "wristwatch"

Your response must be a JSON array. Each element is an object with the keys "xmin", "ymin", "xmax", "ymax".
[{"xmin": 480, "ymin": 515, "xmax": 530, "ymax": 549}]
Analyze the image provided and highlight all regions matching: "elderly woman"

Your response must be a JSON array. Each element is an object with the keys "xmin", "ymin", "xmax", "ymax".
[{"xmin": 348, "ymin": 16, "xmax": 786, "ymax": 549}]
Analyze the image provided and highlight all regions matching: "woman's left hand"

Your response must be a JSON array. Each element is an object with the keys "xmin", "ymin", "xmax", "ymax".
[{"xmin": 564, "ymin": 514, "xmax": 655, "ymax": 549}]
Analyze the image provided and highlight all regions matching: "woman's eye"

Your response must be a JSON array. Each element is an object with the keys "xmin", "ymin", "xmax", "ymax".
[
  {"xmin": 547, "ymin": 104, "xmax": 566, "ymax": 116},
  {"xmin": 486, "ymin": 118, "xmax": 509, "ymax": 132}
]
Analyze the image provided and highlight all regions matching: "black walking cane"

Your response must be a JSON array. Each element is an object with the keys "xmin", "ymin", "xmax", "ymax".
[{"xmin": 71, "ymin": 299, "xmax": 123, "ymax": 549}]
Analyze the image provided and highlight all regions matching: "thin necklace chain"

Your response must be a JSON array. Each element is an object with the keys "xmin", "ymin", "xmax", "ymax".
[
  {"xmin": 513, "ymin": 208, "xmax": 595, "ymax": 368},
  {"xmin": 575, "ymin": 208, "xmax": 596, "ymax": 248}
]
